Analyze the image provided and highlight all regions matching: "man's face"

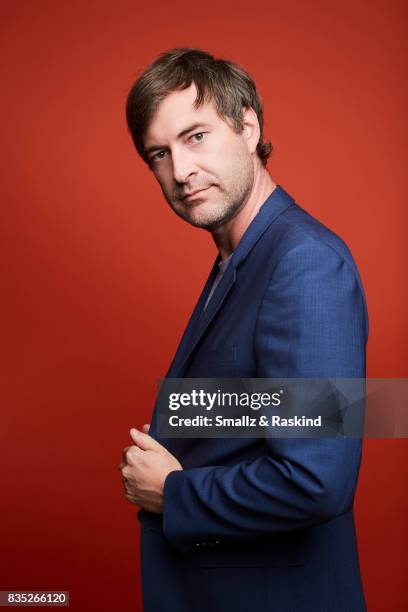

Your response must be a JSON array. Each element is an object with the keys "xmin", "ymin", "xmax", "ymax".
[{"xmin": 143, "ymin": 83, "xmax": 256, "ymax": 230}]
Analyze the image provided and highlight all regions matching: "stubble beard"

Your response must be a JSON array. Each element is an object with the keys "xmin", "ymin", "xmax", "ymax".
[{"xmin": 168, "ymin": 162, "xmax": 254, "ymax": 231}]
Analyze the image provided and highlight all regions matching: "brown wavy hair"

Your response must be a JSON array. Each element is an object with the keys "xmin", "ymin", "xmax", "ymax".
[{"xmin": 126, "ymin": 47, "xmax": 272, "ymax": 168}]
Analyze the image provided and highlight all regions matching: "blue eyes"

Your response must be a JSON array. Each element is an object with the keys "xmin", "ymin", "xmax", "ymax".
[
  {"xmin": 151, "ymin": 151, "xmax": 166, "ymax": 162},
  {"xmin": 190, "ymin": 132, "xmax": 205, "ymax": 143},
  {"xmin": 150, "ymin": 132, "xmax": 206, "ymax": 163}
]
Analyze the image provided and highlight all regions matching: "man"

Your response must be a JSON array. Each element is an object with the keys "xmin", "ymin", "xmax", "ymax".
[{"xmin": 120, "ymin": 48, "xmax": 368, "ymax": 611}]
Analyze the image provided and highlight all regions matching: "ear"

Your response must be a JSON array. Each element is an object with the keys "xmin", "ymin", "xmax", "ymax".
[{"xmin": 242, "ymin": 106, "xmax": 261, "ymax": 155}]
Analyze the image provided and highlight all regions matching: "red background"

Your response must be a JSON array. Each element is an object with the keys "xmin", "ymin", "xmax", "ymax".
[{"xmin": 1, "ymin": 1, "xmax": 406, "ymax": 610}]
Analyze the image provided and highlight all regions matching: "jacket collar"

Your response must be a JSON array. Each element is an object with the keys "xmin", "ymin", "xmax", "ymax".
[{"xmin": 229, "ymin": 184, "xmax": 295, "ymax": 269}]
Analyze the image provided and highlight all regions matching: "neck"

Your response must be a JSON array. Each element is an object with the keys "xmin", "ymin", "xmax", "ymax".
[{"xmin": 210, "ymin": 163, "xmax": 277, "ymax": 260}]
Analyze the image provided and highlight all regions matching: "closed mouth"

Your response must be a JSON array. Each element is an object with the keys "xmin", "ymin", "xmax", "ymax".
[{"xmin": 182, "ymin": 187, "xmax": 210, "ymax": 200}]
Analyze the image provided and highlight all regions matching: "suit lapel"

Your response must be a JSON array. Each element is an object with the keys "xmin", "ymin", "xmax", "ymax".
[
  {"xmin": 230, "ymin": 185, "xmax": 295, "ymax": 269},
  {"xmin": 164, "ymin": 256, "xmax": 221, "ymax": 377},
  {"xmin": 149, "ymin": 258, "xmax": 222, "ymax": 438},
  {"xmin": 169, "ymin": 264, "xmax": 237, "ymax": 377}
]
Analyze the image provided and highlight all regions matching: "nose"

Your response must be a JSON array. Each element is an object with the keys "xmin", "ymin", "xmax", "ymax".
[{"xmin": 171, "ymin": 147, "xmax": 197, "ymax": 184}]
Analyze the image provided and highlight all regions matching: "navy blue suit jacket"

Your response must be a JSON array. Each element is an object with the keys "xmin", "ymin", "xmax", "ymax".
[{"xmin": 140, "ymin": 185, "xmax": 368, "ymax": 611}]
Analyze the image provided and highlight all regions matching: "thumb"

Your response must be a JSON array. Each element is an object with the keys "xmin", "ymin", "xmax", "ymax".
[{"xmin": 130, "ymin": 427, "xmax": 161, "ymax": 451}]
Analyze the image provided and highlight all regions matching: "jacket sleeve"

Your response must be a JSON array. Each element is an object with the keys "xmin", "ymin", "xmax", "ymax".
[{"xmin": 162, "ymin": 240, "xmax": 368, "ymax": 554}]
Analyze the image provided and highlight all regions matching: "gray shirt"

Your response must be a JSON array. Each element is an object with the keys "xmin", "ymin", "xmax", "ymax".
[{"xmin": 203, "ymin": 253, "xmax": 233, "ymax": 311}]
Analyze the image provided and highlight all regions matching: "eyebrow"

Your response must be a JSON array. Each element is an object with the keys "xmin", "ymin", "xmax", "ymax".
[{"xmin": 144, "ymin": 123, "xmax": 211, "ymax": 156}]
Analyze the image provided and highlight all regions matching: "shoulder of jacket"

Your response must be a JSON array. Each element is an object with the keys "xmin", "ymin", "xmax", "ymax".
[{"xmin": 265, "ymin": 204, "xmax": 357, "ymax": 270}]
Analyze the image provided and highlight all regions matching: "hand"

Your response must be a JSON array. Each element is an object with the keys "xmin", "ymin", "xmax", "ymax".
[{"xmin": 119, "ymin": 425, "xmax": 182, "ymax": 513}]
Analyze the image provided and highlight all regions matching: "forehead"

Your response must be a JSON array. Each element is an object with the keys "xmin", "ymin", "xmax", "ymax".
[{"xmin": 143, "ymin": 83, "xmax": 222, "ymax": 147}]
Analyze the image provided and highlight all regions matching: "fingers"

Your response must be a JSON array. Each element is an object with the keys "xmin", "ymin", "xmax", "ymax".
[
  {"xmin": 123, "ymin": 444, "xmax": 143, "ymax": 467},
  {"xmin": 125, "ymin": 492, "xmax": 140, "ymax": 505},
  {"xmin": 119, "ymin": 425, "xmax": 154, "ymax": 485},
  {"xmin": 121, "ymin": 465, "xmax": 132, "ymax": 481},
  {"xmin": 130, "ymin": 427, "xmax": 161, "ymax": 451},
  {"xmin": 119, "ymin": 444, "xmax": 142, "ymax": 476}
]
